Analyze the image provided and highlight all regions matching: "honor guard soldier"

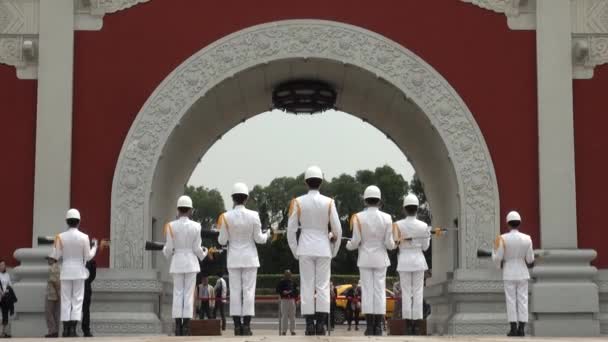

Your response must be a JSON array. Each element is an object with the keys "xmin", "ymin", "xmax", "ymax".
[
  {"xmin": 393, "ymin": 194, "xmax": 429, "ymax": 335},
  {"xmin": 217, "ymin": 182, "xmax": 269, "ymax": 336},
  {"xmin": 163, "ymin": 195, "xmax": 208, "ymax": 336},
  {"xmin": 287, "ymin": 166, "xmax": 342, "ymax": 335},
  {"xmin": 49, "ymin": 209, "xmax": 98, "ymax": 337},
  {"xmin": 492, "ymin": 211, "xmax": 534, "ymax": 337},
  {"xmin": 346, "ymin": 185, "xmax": 396, "ymax": 336}
]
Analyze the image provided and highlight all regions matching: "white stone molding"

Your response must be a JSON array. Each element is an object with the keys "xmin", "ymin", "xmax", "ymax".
[
  {"xmin": 0, "ymin": 0, "xmax": 38, "ymax": 78},
  {"xmin": 110, "ymin": 19, "xmax": 500, "ymax": 270},
  {"xmin": 460, "ymin": 0, "xmax": 537, "ymax": 30},
  {"xmin": 75, "ymin": 0, "xmax": 150, "ymax": 31}
]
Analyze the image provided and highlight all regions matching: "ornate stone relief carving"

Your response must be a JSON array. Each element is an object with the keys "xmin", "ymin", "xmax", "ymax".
[
  {"xmin": 75, "ymin": 0, "xmax": 150, "ymax": 30},
  {"xmin": 460, "ymin": 0, "xmax": 536, "ymax": 30},
  {"xmin": 0, "ymin": 0, "xmax": 38, "ymax": 78},
  {"xmin": 110, "ymin": 20, "xmax": 500, "ymax": 270}
]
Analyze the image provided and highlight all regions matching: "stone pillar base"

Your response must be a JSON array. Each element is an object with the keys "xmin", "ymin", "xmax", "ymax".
[
  {"xmin": 531, "ymin": 249, "xmax": 600, "ymax": 336},
  {"xmin": 426, "ymin": 268, "xmax": 511, "ymax": 335},
  {"xmin": 10, "ymin": 248, "xmax": 164, "ymax": 337}
]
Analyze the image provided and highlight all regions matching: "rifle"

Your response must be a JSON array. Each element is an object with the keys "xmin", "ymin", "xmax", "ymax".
[
  {"xmin": 144, "ymin": 241, "xmax": 226, "ymax": 260},
  {"xmin": 477, "ymin": 248, "xmax": 549, "ymax": 258},
  {"xmin": 395, "ymin": 227, "xmax": 456, "ymax": 242},
  {"xmin": 38, "ymin": 235, "xmax": 110, "ymax": 249}
]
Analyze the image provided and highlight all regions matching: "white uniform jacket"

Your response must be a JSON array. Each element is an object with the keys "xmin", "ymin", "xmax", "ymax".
[
  {"xmin": 217, "ymin": 205, "xmax": 268, "ymax": 268},
  {"xmin": 394, "ymin": 217, "xmax": 430, "ymax": 272},
  {"xmin": 287, "ymin": 190, "xmax": 342, "ymax": 258},
  {"xmin": 492, "ymin": 229, "xmax": 534, "ymax": 281},
  {"xmin": 50, "ymin": 228, "xmax": 97, "ymax": 280},
  {"xmin": 162, "ymin": 217, "xmax": 207, "ymax": 274},
  {"xmin": 346, "ymin": 207, "xmax": 396, "ymax": 267}
]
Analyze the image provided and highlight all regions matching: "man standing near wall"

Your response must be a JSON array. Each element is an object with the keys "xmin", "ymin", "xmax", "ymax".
[
  {"xmin": 44, "ymin": 256, "xmax": 61, "ymax": 338},
  {"xmin": 213, "ymin": 272, "xmax": 227, "ymax": 331},
  {"xmin": 492, "ymin": 211, "xmax": 534, "ymax": 337},
  {"xmin": 50, "ymin": 209, "xmax": 98, "ymax": 337}
]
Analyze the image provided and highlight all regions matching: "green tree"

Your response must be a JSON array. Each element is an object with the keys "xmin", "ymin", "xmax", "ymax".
[{"xmin": 185, "ymin": 185, "xmax": 225, "ymax": 228}]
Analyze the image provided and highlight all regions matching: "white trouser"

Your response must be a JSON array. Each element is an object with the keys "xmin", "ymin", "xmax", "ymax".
[
  {"xmin": 299, "ymin": 256, "xmax": 331, "ymax": 315},
  {"xmin": 504, "ymin": 280, "xmax": 528, "ymax": 322},
  {"xmin": 359, "ymin": 267, "xmax": 387, "ymax": 314},
  {"xmin": 60, "ymin": 279, "xmax": 85, "ymax": 321},
  {"xmin": 228, "ymin": 267, "xmax": 257, "ymax": 317},
  {"xmin": 172, "ymin": 272, "xmax": 197, "ymax": 318},
  {"xmin": 399, "ymin": 271, "xmax": 424, "ymax": 319}
]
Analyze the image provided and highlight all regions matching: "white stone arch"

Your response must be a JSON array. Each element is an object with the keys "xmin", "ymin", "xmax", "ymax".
[{"xmin": 110, "ymin": 19, "xmax": 500, "ymax": 270}]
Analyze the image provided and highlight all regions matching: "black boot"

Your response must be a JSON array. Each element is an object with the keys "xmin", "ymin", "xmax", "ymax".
[
  {"xmin": 174, "ymin": 318, "xmax": 182, "ymax": 336},
  {"xmin": 364, "ymin": 315, "xmax": 374, "ymax": 336},
  {"xmin": 374, "ymin": 315, "xmax": 383, "ymax": 336},
  {"xmin": 70, "ymin": 321, "xmax": 79, "ymax": 337},
  {"xmin": 314, "ymin": 312, "xmax": 327, "ymax": 335},
  {"xmin": 305, "ymin": 315, "xmax": 315, "ymax": 336},
  {"xmin": 182, "ymin": 318, "xmax": 191, "ymax": 336},
  {"xmin": 517, "ymin": 322, "xmax": 526, "ymax": 337},
  {"xmin": 233, "ymin": 316, "xmax": 242, "ymax": 336},
  {"xmin": 242, "ymin": 316, "xmax": 253, "ymax": 336},
  {"xmin": 413, "ymin": 319, "xmax": 425, "ymax": 336},
  {"xmin": 62, "ymin": 322, "xmax": 70, "ymax": 338},
  {"xmin": 507, "ymin": 322, "xmax": 518, "ymax": 337},
  {"xmin": 404, "ymin": 319, "xmax": 413, "ymax": 335}
]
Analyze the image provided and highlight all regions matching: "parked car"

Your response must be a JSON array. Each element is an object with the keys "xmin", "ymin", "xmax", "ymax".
[{"xmin": 333, "ymin": 284, "xmax": 396, "ymax": 325}]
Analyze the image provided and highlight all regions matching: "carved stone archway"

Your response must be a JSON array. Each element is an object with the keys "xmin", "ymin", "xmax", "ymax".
[{"xmin": 110, "ymin": 20, "xmax": 500, "ymax": 270}]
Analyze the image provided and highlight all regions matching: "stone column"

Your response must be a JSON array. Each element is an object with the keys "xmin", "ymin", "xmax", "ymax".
[
  {"xmin": 532, "ymin": 0, "xmax": 599, "ymax": 336},
  {"xmin": 32, "ymin": 0, "xmax": 75, "ymax": 242}
]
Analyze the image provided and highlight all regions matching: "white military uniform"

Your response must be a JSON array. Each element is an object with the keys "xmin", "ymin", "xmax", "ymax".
[
  {"xmin": 163, "ymin": 215, "xmax": 207, "ymax": 319},
  {"xmin": 394, "ymin": 215, "xmax": 430, "ymax": 320},
  {"xmin": 287, "ymin": 190, "xmax": 342, "ymax": 315},
  {"xmin": 492, "ymin": 227, "xmax": 534, "ymax": 323},
  {"xmin": 217, "ymin": 204, "xmax": 268, "ymax": 317},
  {"xmin": 346, "ymin": 207, "xmax": 395, "ymax": 314},
  {"xmin": 50, "ymin": 226, "xmax": 97, "ymax": 322}
]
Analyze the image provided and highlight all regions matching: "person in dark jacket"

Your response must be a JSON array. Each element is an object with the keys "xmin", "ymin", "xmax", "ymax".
[
  {"xmin": 345, "ymin": 283, "xmax": 361, "ymax": 331},
  {"xmin": 0, "ymin": 260, "xmax": 16, "ymax": 338},
  {"xmin": 276, "ymin": 270, "xmax": 299, "ymax": 335},
  {"xmin": 81, "ymin": 260, "xmax": 96, "ymax": 337}
]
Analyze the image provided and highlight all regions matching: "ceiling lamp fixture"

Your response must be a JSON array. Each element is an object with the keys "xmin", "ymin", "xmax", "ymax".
[{"xmin": 272, "ymin": 80, "xmax": 337, "ymax": 115}]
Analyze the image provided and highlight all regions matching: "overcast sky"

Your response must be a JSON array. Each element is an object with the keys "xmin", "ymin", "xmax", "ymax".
[{"xmin": 188, "ymin": 110, "xmax": 415, "ymax": 208}]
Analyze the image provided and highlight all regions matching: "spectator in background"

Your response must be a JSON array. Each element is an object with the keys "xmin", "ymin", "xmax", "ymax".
[
  {"xmin": 329, "ymin": 281, "xmax": 337, "ymax": 331},
  {"xmin": 197, "ymin": 276, "xmax": 215, "ymax": 319},
  {"xmin": 345, "ymin": 283, "xmax": 361, "ymax": 331},
  {"xmin": 276, "ymin": 269, "xmax": 298, "ymax": 336},
  {"xmin": 0, "ymin": 260, "xmax": 16, "ymax": 338},
  {"xmin": 213, "ymin": 272, "xmax": 227, "ymax": 330},
  {"xmin": 392, "ymin": 280, "xmax": 401, "ymax": 319},
  {"xmin": 81, "ymin": 258, "xmax": 97, "ymax": 337},
  {"xmin": 45, "ymin": 256, "xmax": 61, "ymax": 338}
]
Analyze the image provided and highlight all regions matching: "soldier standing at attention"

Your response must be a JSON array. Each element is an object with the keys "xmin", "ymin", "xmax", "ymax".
[
  {"xmin": 162, "ymin": 196, "xmax": 208, "ymax": 336},
  {"xmin": 287, "ymin": 166, "xmax": 342, "ymax": 335},
  {"xmin": 217, "ymin": 182, "xmax": 268, "ymax": 335},
  {"xmin": 492, "ymin": 211, "xmax": 534, "ymax": 337}
]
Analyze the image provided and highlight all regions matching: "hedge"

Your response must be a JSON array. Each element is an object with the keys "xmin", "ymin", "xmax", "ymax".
[{"xmin": 204, "ymin": 274, "xmax": 398, "ymax": 293}]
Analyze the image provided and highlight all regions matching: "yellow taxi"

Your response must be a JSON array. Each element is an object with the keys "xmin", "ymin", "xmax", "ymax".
[{"xmin": 333, "ymin": 284, "xmax": 396, "ymax": 324}]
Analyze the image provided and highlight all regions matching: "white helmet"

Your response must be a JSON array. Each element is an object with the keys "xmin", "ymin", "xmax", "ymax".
[
  {"xmin": 66, "ymin": 208, "xmax": 81, "ymax": 220},
  {"xmin": 305, "ymin": 166, "xmax": 323, "ymax": 180},
  {"xmin": 232, "ymin": 182, "xmax": 249, "ymax": 196},
  {"xmin": 403, "ymin": 194, "xmax": 419, "ymax": 207},
  {"xmin": 506, "ymin": 211, "xmax": 521, "ymax": 223},
  {"xmin": 363, "ymin": 185, "xmax": 381, "ymax": 200},
  {"xmin": 177, "ymin": 195, "xmax": 193, "ymax": 209}
]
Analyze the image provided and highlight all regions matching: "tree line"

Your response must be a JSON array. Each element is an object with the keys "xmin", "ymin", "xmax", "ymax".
[{"xmin": 186, "ymin": 165, "xmax": 430, "ymax": 276}]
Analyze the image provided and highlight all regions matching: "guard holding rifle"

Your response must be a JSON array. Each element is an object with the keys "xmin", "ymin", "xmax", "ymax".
[
  {"xmin": 346, "ymin": 185, "xmax": 396, "ymax": 336},
  {"xmin": 217, "ymin": 182, "xmax": 268, "ymax": 336},
  {"xmin": 287, "ymin": 166, "xmax": 342, "ymax": 336},
  {"xmin": 492, "ymin": 211, "xmax": 534, "ymax": 337},
  {"xmin": 49, "ymin": 209, "xmax": 98, "ymax": 337},
  {"xmin": 393, "ymin": 194, "xmax": 429, "ymax": 336},
  {"xmin": 163, "ymin": 195, "xmax": 207, "ymax": 336}
]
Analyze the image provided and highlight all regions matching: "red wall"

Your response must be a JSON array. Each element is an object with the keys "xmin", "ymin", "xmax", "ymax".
[
  {"xmin": 67, "ymin": 0, "xmax": 536, "ymax": 266},
  {"xmin": 574, "ymin": 65, "xmax": 608, "ymax": 267},
  {"xmin": 0, "ymin": 65, "xmax": 37, "ymax": 265}
]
